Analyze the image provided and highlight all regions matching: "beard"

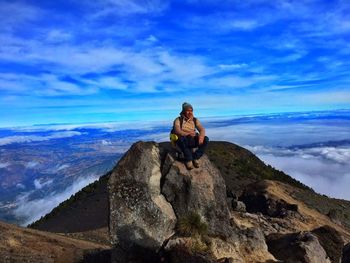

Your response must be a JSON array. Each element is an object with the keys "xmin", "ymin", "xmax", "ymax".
[{"xmin": 186, "ymin": 112, "xmax": 193, "ymax": 119}]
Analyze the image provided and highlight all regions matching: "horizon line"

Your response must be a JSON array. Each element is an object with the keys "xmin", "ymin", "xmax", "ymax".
[{"xmin": 1, "ymin": 108, "xmax": 349, "ymax": 130}]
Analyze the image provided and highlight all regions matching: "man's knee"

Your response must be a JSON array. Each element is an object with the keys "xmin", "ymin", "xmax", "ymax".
[{"xmin": 177, "ymin": 136, "xmax": 188, "ymax": 148}]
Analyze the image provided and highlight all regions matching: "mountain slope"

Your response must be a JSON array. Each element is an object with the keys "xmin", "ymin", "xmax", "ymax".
[
  {"xmin": 29, "ymin": 172, "xmax": 110, "ymax": 244},
  {"xmin": 206, "ymin": 141, "xmax": 311, "ymax": 193}
]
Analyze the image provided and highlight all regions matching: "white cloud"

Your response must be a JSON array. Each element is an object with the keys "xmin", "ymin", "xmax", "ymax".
[
  {"xmin": 304, "ymin": 147, "xmax": 350, "ymax": 164},
  {"xmin": 218, "ymin": 63, "xmax": 248, "ymax": 70},
  {"xmin": 34, "ymin": 178, "xmax": 53, "ymax": 190},
  {"xmin": 256, "ymin": 152, "xmax": 350, "ymax": 200},
  {"xmin": 8, "ymin": 119, "xmax": 170, "ymax": 132},
  {"xmin": 101, "ymin": 140, "xmax": 112, "ymax": 145},
  {"xmin": 46, "ymin": 29, "xmax": 72, "ymax": 43},
  {"xmin": 26, "ymin": 161, "xmax": 39, "ymax": 168},
  {"xmin": 0, "ymin": 36, "xmax": 220, "ymax": 94},
  {"xmin": 92, "ymin": 0, "xmax": 168, "ymax": 17},
  {"xmin": 146, "ymin": 35, "xmax": 158, "ymax": 42},
  {"xmin": 158, "ymin": 51, "xmax": 213, "ymax": 81},
  {"xmin": 93, "ymin": 77, "xmax": 128, "ymax": 90},
  {"xmin": 248, "ymin": 145, "xmax": 350, "ymax": 165},
  {"xmin": 0, "ymin": 162, "xmax": 10, "ymax": 168},
  {"xmin": 0, "ymin": 131, "xmax": 82, "ymax": 146},
  {"xmin": 56, "ymin": 164, "xmax": 70, "ymax": 171},
  {"xmin": 14, "ymin": 174, "xmax": 100, "ymax": 226},
  {"xmin": 0, "ymin": 73, "xmax": 98, "ymax": 96},
  {"xmin": 227, "ymin": 19, "xmax": 260, "ymax": 31}
]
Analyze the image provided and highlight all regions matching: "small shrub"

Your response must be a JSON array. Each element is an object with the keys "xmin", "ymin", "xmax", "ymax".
[{"xmin": 176, "ymin": 212, "xmax": 208, "ymax": 237}]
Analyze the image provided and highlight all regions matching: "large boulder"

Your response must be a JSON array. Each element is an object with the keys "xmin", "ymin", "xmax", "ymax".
[
  {"xmin": 267, "ymin": 232, "xmax": 331, "ymax": 263},
  {"xmin": 161, "ymin": 152, "xmax": 231, "ymax": 237},
  {"xmin": 160, "ymin": 147, "xmax": 275, "ymax": 263},
  {"xmin": 240, "ymin": 181, "xmax": 298, "ymax": 218},
  {"xmin": 311, "ymin": 225, "xmax": 343, "ymax": 263},
  {"xmin": 108, "ymin": 141, "xmax": 176, "ymax": 253},
  {"xmin": 108, "ymin": 142, "xmax": 276, "ymax": 263}
]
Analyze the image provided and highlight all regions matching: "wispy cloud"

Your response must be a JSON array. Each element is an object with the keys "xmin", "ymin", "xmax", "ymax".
[
  {"xmin": 248, "ymin": 145, "xmax": 350, "ymax": 165},
  {"xmin": 0, "ymin": 162, "xmax": 10, "ymax": 168},
  {"xmin": 0, "ymin": 0, "xmax": 350, "ymax": 126},
  {"xmin": 25, "ymin": 161, "xmax": 39, "ymax": 168},
  {"xmin": 91, "ymin": 0, "xmax": 169, "ymax": 17},
  {"xmin": 33, "ymin": 178, "xmax": 53, "ymax": 190},
  {"xmin": 0, "ymin": 131, "xmax": 83, "ymax": 146}
]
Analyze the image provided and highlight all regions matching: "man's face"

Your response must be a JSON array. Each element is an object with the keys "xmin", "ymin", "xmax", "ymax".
[{"xmin": 184, "ymin": 108, "xmax": 193, "ymax": 118}]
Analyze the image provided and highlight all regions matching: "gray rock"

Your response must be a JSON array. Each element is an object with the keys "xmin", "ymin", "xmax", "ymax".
[
  {"xmin": 232, "ymin": 200, "xmax": 246, "ymax": 212},
  {"xmin": 267, "ymin": 232, "xmax": 331, "ymax": 263},
  {"xmin": 108, "ymin": 141, "xmax": 176, "ymax": 252},
  {"xmin": 311, "ymin": 225, "xmax": 343, "ymax": 263},
  {"xmin": 161, "ymin": 153, "xmax": 232, "ymax": 237},
  {"xmin": 108, "ymin": 142, "xmax": 276, "ymax": 263},
  {"xmin": 240, "ymin": 181, "xmax": 298, "ymax": 218}
]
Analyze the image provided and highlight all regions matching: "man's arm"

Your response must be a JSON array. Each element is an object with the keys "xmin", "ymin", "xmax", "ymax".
[
  {"xmin": 195, "ymin": 119, "xmax": 206, "ymax": 137},
  {"xmin": 195, "ymin": 119, "xmax": 206, "ymax": 145}
]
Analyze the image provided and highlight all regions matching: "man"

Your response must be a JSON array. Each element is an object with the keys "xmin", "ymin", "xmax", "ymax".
[{"xmin": 173, "ymin": 102, "xmax": 209, "ymax": 170}]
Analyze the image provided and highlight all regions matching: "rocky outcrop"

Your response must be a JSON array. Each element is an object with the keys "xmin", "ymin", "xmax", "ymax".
[
  {"xmin": 108, "ymin": 142, "xmax": 277, "ymax": 262},
  {"xmin": 311, "ymin": 225, "xmax": 343, "ymax": 263},
  {"xmin": 240, "ymin": 181, "xmax": 298, "ymax": 218},
  {"xmin": 161, "ymin": 152, "xmax": 232, "ymax": 237},
  {"xmin": 267, "ymin": 232, "xmax": 331, "ymax": 263},
  {"xmin": 108, "ymin": 141, "xmax": 350, "ymax": 263},
  {"xmin": 108, "ymin": 142, "xmax": 176, "ymax": 254}
]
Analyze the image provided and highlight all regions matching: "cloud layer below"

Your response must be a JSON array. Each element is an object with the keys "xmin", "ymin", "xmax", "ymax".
[
  {"xmin": 254, "ymin": 147, "xmax": 350, "ymax": 200},
  {"xmin": 3, "ymin": 110, "xmax": 349, "ymax": 225},
  {"xmin": 14, "ymin": 174, "xmax": 100, "ymax": 226},
  {"xmin": 0, "ymin": 131, "xmax": 82, "ymax": 146}
]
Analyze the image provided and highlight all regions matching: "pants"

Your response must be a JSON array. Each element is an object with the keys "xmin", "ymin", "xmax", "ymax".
[{"xmin": 176, "ymin": 135, "xmax": 209, "ymax": 162}]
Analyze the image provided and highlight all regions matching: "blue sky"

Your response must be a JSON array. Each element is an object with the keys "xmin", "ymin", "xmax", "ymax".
[{"xmin": 1, "ymin": 0, "xmax": 350, "ymax": 127}]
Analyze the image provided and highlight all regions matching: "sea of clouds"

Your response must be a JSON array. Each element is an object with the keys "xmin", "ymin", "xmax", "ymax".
[{"xmin": 1, "ymin": 111, "xmax": 350, "ymax": 225}]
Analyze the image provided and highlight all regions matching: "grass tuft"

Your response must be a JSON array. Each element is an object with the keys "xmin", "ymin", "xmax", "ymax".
[{"xmin": 176, "ymin": 212, "xmax": 208, "ymax": 237}]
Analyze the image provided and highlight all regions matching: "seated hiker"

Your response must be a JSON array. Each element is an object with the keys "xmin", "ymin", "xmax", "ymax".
[{"xmin": 172, "ymin": 102, "xmax": 209, "ymax": 170}]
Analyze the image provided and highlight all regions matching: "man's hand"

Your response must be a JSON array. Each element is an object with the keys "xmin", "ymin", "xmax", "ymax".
[
  {"xmin": 188, "ymin": 131, "xmax": 196, "ymax": 137},
  {"xmin": 198, "ymin": 135, "xmax": 204, "ymax": 145}
]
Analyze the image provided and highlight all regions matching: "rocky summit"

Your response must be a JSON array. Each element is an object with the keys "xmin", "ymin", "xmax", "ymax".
[
  {"xmin": 108, "ymin": 141, "xmax": 350, "ymax": 263},
  {"xmin": 3, "ymin": 140, "xmax": 350, "ymax": 262}
]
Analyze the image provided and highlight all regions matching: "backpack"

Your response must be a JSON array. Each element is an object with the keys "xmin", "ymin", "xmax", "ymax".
[{"xmin": 170, "ymin": 116, "xmax": 197, "ymax": 145}]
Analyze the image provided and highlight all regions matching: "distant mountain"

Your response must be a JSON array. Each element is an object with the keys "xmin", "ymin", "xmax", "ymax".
[{"xmin": 289, "ymin": 139, "xmax": 350, "ymax": 149}]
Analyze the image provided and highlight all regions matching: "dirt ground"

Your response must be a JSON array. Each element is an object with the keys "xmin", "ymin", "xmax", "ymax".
[{"xmin": 0, "ymin": 221, "xmax": 110, "ymax": 263}]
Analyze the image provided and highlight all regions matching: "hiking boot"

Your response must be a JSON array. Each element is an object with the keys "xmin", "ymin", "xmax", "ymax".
[
  {"xmin": 185, "ymin": 161, "xmax": 194, "ymax": 170},
  {"xmin": 193, "ymin": 159, "xmax": 200, "ymax": 168}
]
